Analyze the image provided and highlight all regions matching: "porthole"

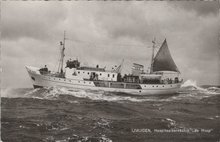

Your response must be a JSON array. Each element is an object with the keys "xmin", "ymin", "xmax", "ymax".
[
  {"xmin": 31, "ymin": 76, "xmax": 35, "ymax": 81},
  {"xmin": 78, "ymin": 81, "xmax": 80, "ymax": 83},
  {"xmin": 100, "ymin": 73, "xmax": 102, "ymax": 76},
  {"xmin": 108, "ymin": 74, "xmax": 110, "ymax": 77},
  {"xmin": 156, "ymin": 86, "xmax": 158, "ymax": 87},
  {"xmin": 78, "ymin": 71, "xmax": 80, "ymax": 74},
  {"xmin": 113, "ymin": 74, "xmax": 115, "ymax": 78},
  {"xmin": 163, "ymin": 86, "xmax": 164, "ymax": 87},
  {"xmin": 139, "ymin": 90, "xmax": 141, "ymax": 93},
  {"xmin": 88, "ymin": 72, "xmax": 90, "ymax": 75},
  {"xmin": 152, "ymin": 86, "xmax": 154, "ymax": 87}
]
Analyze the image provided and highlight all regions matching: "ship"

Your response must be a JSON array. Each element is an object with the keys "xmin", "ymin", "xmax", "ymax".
[{"xmin": 26, "ymin": 32, "xmax": 183, "ymax": 95}]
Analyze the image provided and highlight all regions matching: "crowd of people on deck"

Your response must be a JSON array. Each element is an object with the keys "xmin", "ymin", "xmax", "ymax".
[{"xmin": 162, "ymin": 77, "xmax": 180, "ymax": 84}]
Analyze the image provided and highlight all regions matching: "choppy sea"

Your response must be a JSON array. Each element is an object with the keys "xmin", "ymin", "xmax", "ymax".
[{"xmin": 1, "ymin": 80, "xmax": 220, "ymax": 142}]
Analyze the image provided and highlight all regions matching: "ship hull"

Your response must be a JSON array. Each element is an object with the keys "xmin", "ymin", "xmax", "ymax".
[{"xmin": 26, "ymin": 66, "xmax": 181, "ymax": 95}]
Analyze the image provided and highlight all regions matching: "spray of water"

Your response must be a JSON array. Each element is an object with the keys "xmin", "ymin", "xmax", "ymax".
[
  {"xmin": 170, "ymin": 79, "xmax": 220, "ymax": 101},
  {"xmin": 43, "ymin": 87, "xmax": 149, "ymax": 102},
  {"xmin": 2, "ymin": 80, "xmax": 219, "ymax": 102},
  {"xmin": 181, "ymin": 80, "xmax": 220, "ymax": 94},
  {"xmin": 181, "ymin": 80, "xmax": 197, "ymax": 88}
]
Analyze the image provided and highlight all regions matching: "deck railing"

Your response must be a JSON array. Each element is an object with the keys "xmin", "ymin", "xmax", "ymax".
[{"xmin": 38, "ymin": 70, "xmax": 182, "ymax": 87}]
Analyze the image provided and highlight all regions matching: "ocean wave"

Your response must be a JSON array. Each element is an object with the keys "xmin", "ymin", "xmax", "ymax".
[
  {"xmin": 161, "ymin": 118, "xmax": 177, "ymax": 128},
  {"xmin": 181, "ymin": 80, "xmax": 209, "ymax": 92},
  {"xmin": 2, "ymin": 87, "xmax": 169, "ymax": 102},
  {"xmin": 3, "ymin": 80, "xmax": 219, "ymax": 103},
  {"xmin": 50, "ymin": 134, "xmax": 112, "ymax": 142},
  {"xmin": 181, "ymin": 80, "xmax": 220, "ymax": 93},
  {"xmin": 20, "ymin": 87, "xmax": 151, "ymax": 102},
  {"xmin": 178, "ymin": 80, "xmax": 220, "ymax": 100}
]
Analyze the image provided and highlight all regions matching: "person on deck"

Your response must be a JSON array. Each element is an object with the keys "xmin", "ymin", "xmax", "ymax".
[{"xmin": 44, "ymin": 65, "xmax": 48, "ymax": 72}]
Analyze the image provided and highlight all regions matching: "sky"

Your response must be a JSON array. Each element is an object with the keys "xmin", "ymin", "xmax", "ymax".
[{"xmin": 1, "ymin": 1, "xmax": 220, "ymax": 88}]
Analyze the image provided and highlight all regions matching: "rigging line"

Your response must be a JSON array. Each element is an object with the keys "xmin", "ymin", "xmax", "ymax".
[
  {"xmin": 66, "ymin": 38, "xmax": 157, "ymax": 48},
  {"xmin": 53, "ymin": 47, "xmax": 61, "ymax": 72},
  {"xmin": 65, "ymin": 43, "xmax": 75, "ymax": 59}
]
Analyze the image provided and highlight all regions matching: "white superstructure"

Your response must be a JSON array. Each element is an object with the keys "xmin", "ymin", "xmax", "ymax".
[{"xmin": 26, "ymin": 66, "xmax": 181, "ymax": 95}]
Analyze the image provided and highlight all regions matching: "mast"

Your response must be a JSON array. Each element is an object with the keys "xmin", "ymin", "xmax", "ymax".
[
  {"xmin": 150, "ymin": 37, "xmax": 156, "ymax": 74},
  {"xmin": 58, "ymin": 31, "xmax": 66, "ymax": 74}
]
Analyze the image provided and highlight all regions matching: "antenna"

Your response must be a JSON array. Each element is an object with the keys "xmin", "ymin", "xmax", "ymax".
[{"xmin": 150, "ymin": 37, "xmax": 156, "ymax": 74}]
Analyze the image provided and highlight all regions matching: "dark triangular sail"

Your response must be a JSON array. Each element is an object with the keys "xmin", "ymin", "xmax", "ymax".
[{"xmin": 152, "ymin": 39, "xmax": 180, "ymax": 72}]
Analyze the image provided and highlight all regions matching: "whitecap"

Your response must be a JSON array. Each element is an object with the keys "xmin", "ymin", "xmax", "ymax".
[{"xmin": 162, "ymin": 118, "xmax": 177, "ymax": 128}]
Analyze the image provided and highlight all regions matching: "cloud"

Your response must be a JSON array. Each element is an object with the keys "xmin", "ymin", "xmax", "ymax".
[
  {"xmin": 1, "ymin": 1, "xmax": 220, "ymax": 88},
  {"xmin": 169, "ymin": 1, "xmax": 219, "ymax": 16},
  {"xmin": 94, "ymin": 2, "xmax": 163, "ymax": 41},
  {"xmin": 2, "ymin": 2, "xmax": 67, "ymax": 41}
]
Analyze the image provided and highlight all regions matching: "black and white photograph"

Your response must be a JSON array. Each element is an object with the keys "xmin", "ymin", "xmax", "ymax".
[{"xmin": 1, "ymin": 1, "xmax": 220, "ymax": 142}]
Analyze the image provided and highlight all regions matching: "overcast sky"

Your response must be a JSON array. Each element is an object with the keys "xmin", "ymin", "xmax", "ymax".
[{"xmin": 1, "ymin": 1, "xmax": 220, "ymax": 88}]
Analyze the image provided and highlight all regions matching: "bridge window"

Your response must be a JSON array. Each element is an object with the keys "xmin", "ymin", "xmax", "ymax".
[
  {"xmin": 78, "ymin": 71, "xmax": 80, "ymax": 74},
  {"xmin": 113, "ymin": 74, "xmax": 115, "ymax": 78},
  {"xmin": 100, "ymin": 73, "xmax": 102, "ymax": 76},
  {"xmin": 88, "ymin": 72, "xmax": 90, "ymax": 75},
  {"xmin": 108, "ymin": 74, "xmax": 110, "ymax": 77}
]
